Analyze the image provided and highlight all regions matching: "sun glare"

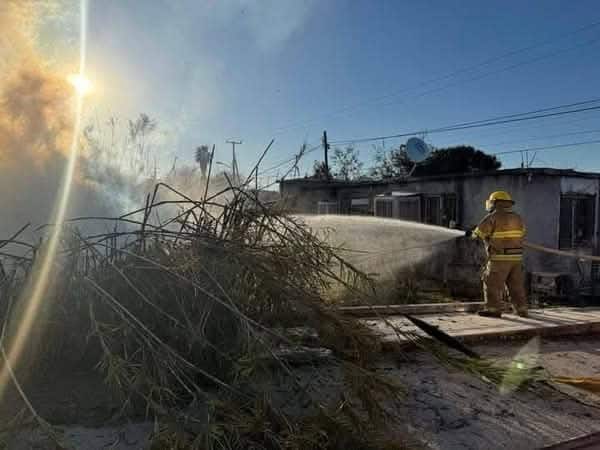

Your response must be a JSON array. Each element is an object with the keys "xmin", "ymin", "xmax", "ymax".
[{"xmin": 68, "ymin": 73, "xmax": 92, "ymax": 96}]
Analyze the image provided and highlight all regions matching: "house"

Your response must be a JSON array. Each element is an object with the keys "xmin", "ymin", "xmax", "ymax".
[{"xmin": 279, "ymin": 168, "xmax": 600, "ymax": 292}]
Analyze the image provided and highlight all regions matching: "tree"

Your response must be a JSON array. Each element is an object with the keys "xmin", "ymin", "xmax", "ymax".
[
  {"xmin": 370, "ymin": 143, "xmax": 411, "ymax": 178},
  {"xmin": 127, "ymin": 113, "xmax": 157, "ymax": 176},
  {"xmin": 370, "ymin": 143, "xmax": 500, "ymax": 179},
  {"xmin": 413, "ymin": 145, "xmax": 500, "ymax": 176},
  {"xmin": 331, "ymin": 145, "xmax": 363, "ymax": 181},
  {"xmin": 309, "ymin": 160, "xmax": 330, "ymax": 180}
]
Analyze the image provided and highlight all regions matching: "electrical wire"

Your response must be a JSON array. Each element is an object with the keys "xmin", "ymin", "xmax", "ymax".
[
  {"xmin": 263, "ymin": 100, "xmax": 600, "ymax": 183},
  {"xmin": 475, "ymin": 128, "xmax": 600, "ymax": 148},
  {"xmin": 492, "ymin": 139, "xmax": 600, "ymax": 156},
  {"xmin": 425, "ymin": 98, "xmax": 600, "ymax": 132},
  {"xmin": 269, "ymin": 138, "xmax": 600, "ymax": 186},
  {"xmin": 271, "ymin": 111, "xmax": 600, "ymax": 184},
  {"xmin": 439, "ymin": 109, "xmax": 600, "ymax": 142},
  {"xmin": 257, "ymin": 144, "xmax": 321, "ymax": 176},
  {"xmin": 370, "ymin": 34, "xmax": 600, "ymax": 113},
  {"xmin": 271, "ymin": 19, "xmax": 600, "ymax": 135},
  {"xmin": 329, "ymin": 101, "xmax": 600, "ymax": 146},
  {"xmin": 264, "ymin": 24, "xmax": 600, "ymax": 178}
]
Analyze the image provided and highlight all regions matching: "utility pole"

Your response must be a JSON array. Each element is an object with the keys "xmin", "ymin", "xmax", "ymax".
[
  {"xmin": 322, "ymin": 130, "xmax": 330, "ymax": 181},
  {"xmin": 226, "ymin": 139, "xmax": 242, "ymax": 185}
]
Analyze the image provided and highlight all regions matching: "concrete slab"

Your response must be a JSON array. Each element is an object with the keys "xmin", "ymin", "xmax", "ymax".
[{"xmin": 364, "ymin": 307, "xmax": 600, "ymax": 349}]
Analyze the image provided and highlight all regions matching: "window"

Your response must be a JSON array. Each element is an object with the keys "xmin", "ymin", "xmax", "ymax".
[
  {"xmin": 442, "ymin": 194, "xmax": 458, "ymax": 227},
  {"xmin": 559, "ymin": 195, "xmax": 596, "ymax": 248},
  {"xmin": 338, "ymin": 198, "xmax": 351, "ymax": 215},
  {"xmin": 350, "ymin": 198, "xmax": 370, "ymax": 215},
  {"xmin": 424, "ymin": 196, "xmax": 441, "ymax": 225},
  {"xmin": 317, "ymin": 201, "xmax": 338, "ymax": 215},
  {"xmin": 397, "ymin": 197, "xmax": 420, "ymax": 221},
  {"xmin": 375, "ymin": 199, "xmax": 393, "ymax": 217}
]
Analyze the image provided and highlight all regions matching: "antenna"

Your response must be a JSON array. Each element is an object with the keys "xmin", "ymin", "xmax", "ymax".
[
  {"xmin": 528, "ymin": 151, "xmax": 538, "ymax": 167},
  {"xmin": 520, "ymin": 151, "xmax": 524, "ymax": 168}
]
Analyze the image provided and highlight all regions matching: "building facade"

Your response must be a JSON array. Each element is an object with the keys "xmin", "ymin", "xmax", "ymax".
[{"xmin": 280, "ymin": 168, "xmax": 600, "ymax": 285}]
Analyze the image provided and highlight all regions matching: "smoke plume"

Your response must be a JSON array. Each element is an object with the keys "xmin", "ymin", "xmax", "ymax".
[
  {"xmin": 0, "ymin": 0, "xmax": 117, "ymax": 247},
  {"xmin": 0, "ymin": 1, "xmax": 232, "ymax": 254},
  {"xmin": 0, "ymin": 65, "xmax": 73, "ymax": 168}
]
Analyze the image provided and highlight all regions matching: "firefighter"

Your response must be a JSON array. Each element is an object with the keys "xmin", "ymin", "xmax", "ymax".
[{"xmin": 466, "ymin": 191, "xmax": 528, "ymax": 318}]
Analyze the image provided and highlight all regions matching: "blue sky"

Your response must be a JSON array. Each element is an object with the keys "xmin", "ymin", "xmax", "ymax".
[{"xmin": 76, "ymin": 0, "xmax": 600, "ymax": 181}]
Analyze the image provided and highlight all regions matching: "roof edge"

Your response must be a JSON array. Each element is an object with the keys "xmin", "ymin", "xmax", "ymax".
[{"xmin": 279, "ymin": 167, "xmax": 600, "ymax": 187}]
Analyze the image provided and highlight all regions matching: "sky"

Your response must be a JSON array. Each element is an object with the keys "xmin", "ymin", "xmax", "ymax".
[{"xmin": 46, "ymin": 0, "xmax": 600, "ymax": 182}]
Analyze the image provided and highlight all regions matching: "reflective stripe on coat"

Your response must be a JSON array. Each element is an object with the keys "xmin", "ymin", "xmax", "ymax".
[{"xmin": 473, "ymin": 207, "xmax": 525, "ymax": 261}]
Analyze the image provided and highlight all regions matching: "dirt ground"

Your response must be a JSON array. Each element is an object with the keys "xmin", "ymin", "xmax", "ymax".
[
  {"xmin": 389, "ymin": 337, "xmax": 600, "ymax": 450},
  {"xmin": 0, "ymin": 368, "xmax": 152, "ymax": 449},
  {"xmin": 1, "ymin": 337, "xmax": 600, "ymax": 449}
]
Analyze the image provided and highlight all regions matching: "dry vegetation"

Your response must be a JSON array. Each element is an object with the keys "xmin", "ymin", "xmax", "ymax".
[
  {"xmin": 0, "ymin": 160, "xmax": 567, "ymax": 449},
  {"xmin": 0, "ymin": 171, "xmax": 420, "ymax": 449}
]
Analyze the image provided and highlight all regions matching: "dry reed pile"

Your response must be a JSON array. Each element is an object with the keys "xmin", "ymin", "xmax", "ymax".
[
  {"xmin": 0, "ymin": 176, "xmax": 415, "ymax": 449},
  {"xmin": 0, "ymin": 146, "xmax": 553, "ymax": 449}
]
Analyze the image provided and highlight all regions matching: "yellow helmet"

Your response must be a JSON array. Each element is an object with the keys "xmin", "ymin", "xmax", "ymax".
[{"xmin": 486, "ymin": 191, "xmax": 513, "ymax": 211}]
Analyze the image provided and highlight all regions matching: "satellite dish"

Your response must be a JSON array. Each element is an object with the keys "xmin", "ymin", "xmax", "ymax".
[{"xmin": 406, "ymin": 137, "xmax": 431, "ymax": 163}]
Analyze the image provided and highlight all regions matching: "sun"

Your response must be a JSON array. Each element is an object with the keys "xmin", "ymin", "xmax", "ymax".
[{"xmin": 68, "ymin": 73, "xmax": 92, "ymax": 96}]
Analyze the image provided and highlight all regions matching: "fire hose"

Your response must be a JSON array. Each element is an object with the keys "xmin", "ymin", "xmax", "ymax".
[
  {"xmin": 344, "ymin": 231, "xmax": 600, "ymax": 395},
  {"xmin": 406, "ymin": 312, "xmax": 600, "ymax": 395},
  {"xmin": 406, "ymin": 234, "xmax": 600, "ymax": 396},
  {"xmin": 462, "ymin": 228, "xmax": 600, "ymax": 262},
  {"xmin": 523, "ymin": 241, "xmax": 600, "ymax": 262}
]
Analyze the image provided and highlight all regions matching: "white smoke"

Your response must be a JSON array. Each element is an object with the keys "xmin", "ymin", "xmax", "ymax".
[
  {"xmin": 0, "ymin": 3, "xmax": 105, "ymax": 241},
  {"xmin": 0, "ymin": 2, "xmax": 151, "ymax": 247},
  {"xmin": 0, "ymin": 1, "xmax": 239, "ymax": 255}
]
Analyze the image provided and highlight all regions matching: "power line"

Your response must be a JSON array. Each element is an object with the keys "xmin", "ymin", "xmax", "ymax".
[
  {"xmin": 271, "ymin": 19, "xmax": 600, "ymax": 135},
  {"xmin": 275, "ymin": 111, "xmax": 600, "ymax": 179},
  {"xmin": 477, "ymin": 128, "xmax": 600, "ymax": 148},
  {"xmin": 329, "ymin": 101, "xmax": 600, "ymax": 146},
  {"xmin": 439, "ymin": 109, "xmax": 600, "ymax": 142},
  {"xmin": 257, "ymin": 144, "xmax": 321, "ymax": 176},
  {"xmin": 492, "ymin": 139, "xmax": 600, "ymax": 156},
  {"xmin": 257, "ymin": 146, "xmax": 319, "ymax": 175},
  {"xmin": 372, "ymin": 34, "xmax": 600, "ymax": 112},
  {"xmin": 264, "ymin": 104, "xmax": 600, "ymax": 181},
  {"xmin": 421, "ymin": 98, "xmax": 600, "ymax": 132},
  {"xmin": 331, "ymin": 100, "xmax": 600, "ymax": 144},
  {"xmin": 423, "ymin": 105, "xmax": 600, "ymax": 136}
]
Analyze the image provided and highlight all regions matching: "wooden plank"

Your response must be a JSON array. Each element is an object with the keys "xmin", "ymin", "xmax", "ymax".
[
  {"xmin": 365, "ymin": 307, "xmax": 600, "ymax": 350},
  {"xmin": 269, "ymin": 308, "xmax": 600, "ymax": 362},
  {"xmin": 338, "ymin": 302, "xmax": 485, "ymax": 317}
]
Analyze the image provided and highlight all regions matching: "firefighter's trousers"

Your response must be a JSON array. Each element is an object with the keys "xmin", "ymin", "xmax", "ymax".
[{"xmin": 482, "ymin": 260, "xmax": 528, "ymax": 313}]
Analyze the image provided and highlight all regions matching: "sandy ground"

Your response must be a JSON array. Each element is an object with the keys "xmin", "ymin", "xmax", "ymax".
[
  {"xmin": 2, "ymin": 422, "xmax": 154, "ymax": 450},
  {"xmin": 389, "ymin": 337, "xmax": 600, "ymax": 450},
  {"xmin": 0, "ymin": 369, "xmax": 154, "ymax": 449},
  {"xmin": 2, "ymin": 337, "xmax": 600, "ymax": 449}
]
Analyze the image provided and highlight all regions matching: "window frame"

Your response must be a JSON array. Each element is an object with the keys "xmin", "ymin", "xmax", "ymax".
[
  {"xmin": 559, "ymin": 194, "xmax": 596, "ymax": 249},
  {"xmin": 423, "ymin": 195, "xmax": 442, "ymax": 225},
  {"xmin": 442, "ymin": 193, "xmax": 458, "ymax": 227}
]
